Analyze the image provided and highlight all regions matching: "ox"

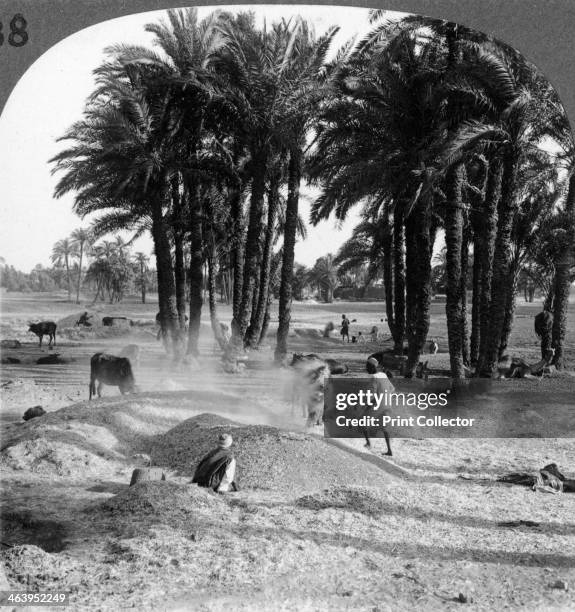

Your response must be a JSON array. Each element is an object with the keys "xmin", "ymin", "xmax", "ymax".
[
  {"xmin": 89, "ymin": 353, "xmax": 136, "ymax": 400},
  {"xmin": 28, "ymin": 321, "xmax": 57, "ymax": 348}
]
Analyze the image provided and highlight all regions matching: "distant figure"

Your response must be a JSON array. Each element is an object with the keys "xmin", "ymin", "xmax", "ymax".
[
  {"xmin": 370, "ymin": 326, "xmax": 378, "ymax": 342},
  {"xmin": 357, "ymin": 331, "xmax": 366, "ymax": 344},
  {"xmin": 76, "ymin": 311, "xmax": 93, "ymax": 327},
  {"xmin": 192, "ymin": 434, "xmax": 239, "ymax": 492},
  {"xmin": 426, "ymin": 339, "xmax": 439, "ymax": 355},
  {"xmin": 340, "ymin": 314, "xmax": 351, "ymax": 343},
  {"xmin": 534, "ymin": 310, "xmax": 553, "ymax": 359},
  {"xmin": 351, "ymin": 335, "xmax": 357, "ymax": 343}
]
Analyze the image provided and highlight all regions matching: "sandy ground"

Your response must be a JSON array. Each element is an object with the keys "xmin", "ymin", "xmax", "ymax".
[{"xmin": 1, "ymin": 292, "xmax": 575, "ymax": 611}]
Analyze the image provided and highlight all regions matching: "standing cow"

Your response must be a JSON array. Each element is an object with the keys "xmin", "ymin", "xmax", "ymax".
[
  {"xmin": 28, "ymin": 322, "xmax": 57, "ymax": 348},
  {"xmin": 89, "ymin": 353, "xmax": 136, "ymax": 400}
]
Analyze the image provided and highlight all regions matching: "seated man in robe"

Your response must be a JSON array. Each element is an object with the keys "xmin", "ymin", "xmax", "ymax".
[{"xmin": 192, "ymin": 433, "xmax": 239, "ymax": 493}]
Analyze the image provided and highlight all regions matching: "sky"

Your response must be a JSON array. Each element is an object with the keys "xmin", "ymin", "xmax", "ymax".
[{"xmin": 0, "ymin": 4, "xmax": 389, "ymax": 273}]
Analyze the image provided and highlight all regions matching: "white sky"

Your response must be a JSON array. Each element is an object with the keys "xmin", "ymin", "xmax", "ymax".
[{"xmin": 0, "ymin": 4, "xmax": 386, "ymax": 273}]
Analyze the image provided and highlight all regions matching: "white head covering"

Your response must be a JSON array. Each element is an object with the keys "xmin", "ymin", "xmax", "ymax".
[{"xmin": 218, "ymin": 433, "xmax": 233, "ymax": 449}]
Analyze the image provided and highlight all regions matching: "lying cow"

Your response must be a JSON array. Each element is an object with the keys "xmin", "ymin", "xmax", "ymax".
[
  {"xmin": 89, "ymin": 352, "xmax": 136, "ymax": 400},
  {"xmin": 28, "ymin": 321, "xmax": 57, "ymax": 348}
]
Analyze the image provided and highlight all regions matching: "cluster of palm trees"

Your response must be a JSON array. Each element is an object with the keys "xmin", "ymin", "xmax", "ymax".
[
  {"xmin": 51, "ymin": 9, "xmax": 333, "ymax": 359},
  {"xmin": 51, "ymin": 8, "xmax": 574, "ymax": 375},
  {"xmin": 308, "ymin": 13, "xmax": 575, "ymax": 377},
  {"xmin": 51, "ymin": 231, "xmax": 151, "ymax": 304}
]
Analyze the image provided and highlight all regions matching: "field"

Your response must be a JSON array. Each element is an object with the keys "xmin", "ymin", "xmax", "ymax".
[{"xmin": 1, "ymin": 292, "xmax": 575, "ymax": 611}]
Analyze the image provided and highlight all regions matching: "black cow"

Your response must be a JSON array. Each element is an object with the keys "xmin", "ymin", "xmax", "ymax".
[
  {"xmin": 89, "ymin": 352, "xmax": 136, "ymax": 400},
  {"xmin": 28, "ymin": 322, "xmax": 57, "ymax": 348}
]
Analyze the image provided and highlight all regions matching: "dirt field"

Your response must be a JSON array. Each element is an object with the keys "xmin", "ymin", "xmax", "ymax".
[{"xmin": 1, "ymin": 292, "xmax": 575, "ymax": 611}]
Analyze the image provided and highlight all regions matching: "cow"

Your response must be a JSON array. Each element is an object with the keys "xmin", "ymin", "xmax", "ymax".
[
  {"xmin": 28, "ymin": 322, "xmax": 57, "ymax": 348},
  {"xmin": 89, "ymin": 352, "xmax": 136, "ymax": 400},
  {"xmin": 119, "ymin": 344, "xmax": 141, "ymax": 368}
]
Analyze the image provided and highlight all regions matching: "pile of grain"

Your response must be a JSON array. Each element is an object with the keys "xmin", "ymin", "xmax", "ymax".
[
  {"xmin": 151, "ymin": 414, "xmax": 391, "ymax": 495},
  {"xmin": 92, "ymin": 481, "xmax": 227, "ymax": 524},
  {"xmin": 1, "ymin": 545, "xmax": 70, "ymax": 591}
]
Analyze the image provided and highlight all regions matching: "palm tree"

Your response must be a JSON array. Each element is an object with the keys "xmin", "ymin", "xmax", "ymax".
[
  {"xmin": 308, "ymin": 254, "xmax": 338, "ymax": 303},
  {"xmin": 217, "ymin": 17, "xmax": 317, "ymax": 346},
  {"xmin": 70, "ymin": 228, "xmax": 92, "ymax": 304},
  {"xmin": 310, "ymin": 22, "xmax": 449, "ymax": 372},
  {"xmin": 273, "ymin": 20, "xmax": 339, "ymax": 361},
  {"xmin": 442, "ymin": 43, "xmax": 550, "ymax": 375},
  {"xmin": 134, "ymin": 252, "xmax": 149, "ymax": 303},
  {"xmin": 51, "ymin": 49, "xmax": 183, "ymax": 354},
  {"xmin": 51, "ymin": 238, "xmax": 78, "ymax": 301}
]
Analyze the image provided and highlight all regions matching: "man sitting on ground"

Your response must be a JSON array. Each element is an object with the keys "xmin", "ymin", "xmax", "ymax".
[
  {"xmin": 192, "ymin": 433, "xmax": 239, "ymax": 493},
  {"xmin": 76, "ymin": 311, "xmax": 93, "ymax": 327}
]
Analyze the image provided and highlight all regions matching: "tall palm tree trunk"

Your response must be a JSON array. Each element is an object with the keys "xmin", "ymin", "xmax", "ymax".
[
  {"xmin": 445, "ymin": 164, "xmax": 466, "ymax": 379},
  {"xmin": 405, "ymin": 204, "xmax": 432, "ymax": 376},
  {"xmin": 275, "ymin": 148, "xmax": 301, "ymax": 362},
  {"xmin": 477, "ymin": 159, "xmax": 503, "ymax": 375},
  {"xmin": 392, "ymin": 210, "xmax": 405, "ymax": 354},
  {"xmin": 480, "ymin": 155, "xmax": 519, "ymax": 375},
  {"xmin": 151, "ymin": 203, "xmax": 180, "ymax": 355},
  {"xmin": 551, "ymin": 173, "xmax": 575, "ymax": 368},
  {"xmin": 207, "ymin": 244, "xmax": 226, "ymax": 350},
  {"xmin": 172, "ymin": 178, "xmax": 187, "ymax": 330},
  {"xmin": 187, "ymin": 193, "xmax": 203, "ymax": 357},
  {"xmin": 246, "ymin": 173, "xmax": 280, "ymax": 347},
  {"xmin": 232, "ymin": 148, "xmax": 267, "ymax": 345},
  {"xmin": 470, "ymin": 241, "xmax": 482, "ymax": 366},
  {"xmin": 230, "ymin": 188, "xmax": 245, "ymax": 322},
  {"xmin": 460, "ymin": 229, "xmax": 470, "ymax": 366},
  {"xmin": 498, "ymin": 260, "xmax": 519, "ymax": 358},
  {"xmin": 75, "ymin": 241, "xmax": 85, "ymax": 305},
  {"xmin": 382, "ymin": 234, "xmax": 395, "ymax": 340}
]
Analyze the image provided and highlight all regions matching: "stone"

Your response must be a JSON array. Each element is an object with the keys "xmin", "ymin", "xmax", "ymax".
[{"xmin": 23, "ymin": 406, "xmax": 46, "ymax": 421}]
